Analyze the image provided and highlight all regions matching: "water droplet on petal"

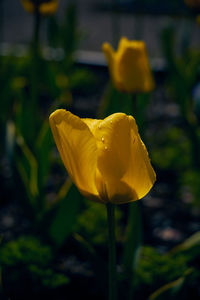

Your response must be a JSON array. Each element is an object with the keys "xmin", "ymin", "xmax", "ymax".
[
  {"xmin": 105, "ymin": 146, "xmax": 108, "ymax": 150},
  {"xmin": 110, "ymin": 121, "xmax": 113, "ymax": 124},
  {"xmin": 101, "ymin": 137, "xmax": 105, "ymax": 143},
  {"xmin": 98, "ymin": 125, "xmax": 101, "ymax": 129}
]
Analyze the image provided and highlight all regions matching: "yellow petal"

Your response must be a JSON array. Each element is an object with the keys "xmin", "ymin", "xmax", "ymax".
[
  {"xmin": 49, "ymin": 109, "xmax": 100, "ymax": 201},
  {"xmin": 122, "ymin": 115, "xmax": 156, "ymax": 200},
  {"xmin": 117, "ymin": 36, "xmax": 129, "ymax": 51},
  {"xmin": 21, "ymin": 0, "xmax": 34, "ymax": 13},
  {"xmin": 118, "ymin": 42, "xmax": 155, "ymax": 93},
  {"xmin": 21, "ymin": 0, "xmax": 58, "ymax": 15},
  {"xmin": 40, "ymin": 0, "xmax": 58, "ymax": 15},
  {"xmin": 84, "ymin": 113, "xmax": 155, "ymax": 203},
  {"xmin": 88, "ymin": 113, "xmax": 138, "ymax": 203},
  {"xmin": 102, "ymin": 42, "xmax": 123, "ymax": 91},
  {"xmin": 102, "ymin": 37, "xmax": 155, "ymax": 93}
]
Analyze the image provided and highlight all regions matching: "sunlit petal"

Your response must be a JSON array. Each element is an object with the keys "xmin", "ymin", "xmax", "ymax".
[
  {"xmin": 122, "ymin": 115, "xmax": 156, "ymax": 200},
  {"xmin": 49, "ymin": 109, "xmax": 99, "ymax": 200},
  {"xmin": 83, "ymin": 114, "xmax": 136, "ymax": 203},
  {"xmin": 88, "ymin": 113, "xmax": 134, "ymax": 202}
]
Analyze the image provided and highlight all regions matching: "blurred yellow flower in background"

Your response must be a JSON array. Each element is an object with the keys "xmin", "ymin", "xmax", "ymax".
[
  {"xmin": 102, "ymin": 37, "xmax": 155, "ymax": 94},
  {"xmin": 21, "ymin": 0, "xmax": 58, "ymax": 15},
  {"xmin": 184, "ymin": 0, "xmax": 200, "ymax": 7},
  {"xmin": 49, "ymin": 109, "xmax": 156, "ymax": 204}
]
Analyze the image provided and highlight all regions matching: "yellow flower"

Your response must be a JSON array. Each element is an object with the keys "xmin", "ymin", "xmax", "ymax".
[
  {"xmin": 184, "ymin": 0, "xmax": 200, "ymax": 7},
  {"xmin": 49, "ymin": 109, "xmax": 156, "ymax": 204},
  {"xmin": 21, "ymin": 0, "xmax": 58, "ymax": 15},
  {"xmin": 102, "ymin": 37, "xmax": 155, "ymax": 93}
]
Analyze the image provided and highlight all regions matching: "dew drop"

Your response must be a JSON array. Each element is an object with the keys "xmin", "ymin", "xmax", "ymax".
[
  {"xmin": 101, "ymin": 137, "xmax": 105, "ymax": 143},
  {"xmin": 110, "ymin": 121, "xmax": 113, "ymax": 124},
  {"xmin": 98, "ymin": 125, "xmax": 101, "ymax": 129},
  {"xmin": 105, "ymin": 146, "xmax": 108, "ymax": 150}
]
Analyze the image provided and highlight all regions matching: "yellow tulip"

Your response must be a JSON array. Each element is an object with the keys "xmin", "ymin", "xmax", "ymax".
[
  {"xmin": 21, "ymin": 0, "xmax": 58, "ymax": 15},
  {"xmin": 184, "ymin": 0, "xmax": 200, "ymax": 7},
  {"xmin": 102, "ymin": 37, "xmax": 155, "ymax": 93},
  {"xmin": 49, "ymin": 109, "xmax": 156, "ymax": 204}
]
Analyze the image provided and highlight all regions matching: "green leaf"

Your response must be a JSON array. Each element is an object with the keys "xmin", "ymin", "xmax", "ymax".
[
  {"xmin": 149, "ymin": 268, "xmax": 193, "ymax": 300},
  {"xmin": 170, "ymin": 231, "xmax": 200, "ymax": 255},
  {"xmin": 36, "ymin": 120, "xmax": 53, "ymax": 189},
  {"xmin": 122, "ymin": 201, "xmax": 143, "ymax": 299},
  {"xmin": 123, "ymin": 201, "xmax": 142, "ymax": 271},
  {"xmin": 149, "ymin": 276, "xmax": 185, "ymax": 300},
  {"xmin": 15, "ymin": 134, "xmax": 39, "ymax": 209},
  {"xmin": 49, "ymin": 181, "xmax": 83, "ymax": 246},
  {"xmin": 5, "ymin": 121, "xmax": 15, "ymax": 163}
]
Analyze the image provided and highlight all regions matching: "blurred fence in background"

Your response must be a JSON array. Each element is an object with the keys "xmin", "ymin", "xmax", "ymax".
[{"xmin": 0, "ymin": 0, "xmax": 200, "ymax": 59}]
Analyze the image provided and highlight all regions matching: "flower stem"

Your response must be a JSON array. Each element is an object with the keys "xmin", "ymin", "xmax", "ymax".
[
  {"xmin": 31, "ymin": 2, "xmax": 41, "ymax": 111},
  {"xmin": 106, "ymin": 203, "xmax": 117, "ymax": 300},
  {"xmin": 33, "ymin": 1, "xmax": 41, "ymax": 55}
]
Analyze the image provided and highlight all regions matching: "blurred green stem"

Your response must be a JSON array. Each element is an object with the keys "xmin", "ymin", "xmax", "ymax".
[
  {"xmin": 123, "ymin": 201, "xmax": 142, "ymax": 300},
  {"xmin": 33, "ymin": 1, "xmax": 41, "ymax": 55},
  {"xmin": 30, "ymin": 1, "xmax": 41, "ymax": 135},
  {"xmin": 106, "ymin": 203, "xmax": 117, "ymax": 300},
  {"xmin": 132, "ymin": 93, "xmax": 150, "ymax": 138}
]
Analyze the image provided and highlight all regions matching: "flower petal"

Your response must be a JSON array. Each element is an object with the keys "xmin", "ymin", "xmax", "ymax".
[
  {"xmin": 95, "ymin": 113, "xmax": 131, "ymax": 179},
  {"xmin": 89, "ymin": 113, "xmax": 137, "ymax": 203},
  {"xmin": 85, "ymin": 113, "xmax": 156, "ymax": 204},
  {"xmin": 40, "ymin": 0, "xmax": 58, "ymax": 15},
  {"xmin": 118, "ymin": 42, "xmax": 155, "ymax": 92},
  {"xmin": 49, "ymin": 109, "xmax": 100, "ymax": 200},
  {"xmin": 102, "ymin": 42, "xmax": 123, "ymax": 91},
  {"xmin": 21, "ymin": 0, "xmax": 34, "ymax": 13},
  {"xmin": 117, "ymin": 36, "xmax": 130, "ymax": 52},
  {"xmin": 122, "ymin": 115, "xmax": 156, "ymax": 200}
]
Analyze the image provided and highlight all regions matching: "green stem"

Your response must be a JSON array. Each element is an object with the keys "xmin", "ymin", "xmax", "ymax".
[
  {"xmin": 106, "ymin": 203, "xmax": 117, "ymax": 300},
  {"xmin": 33, "ymin": 1, "xmax": 41, "ymax": 55},
  {"xmin": 124, "ymin": 202, "xmax": 142, "ymax": 300},
  {"xmin": 31, "ymin": 2, "xmax": 41, "ymax": 112}
]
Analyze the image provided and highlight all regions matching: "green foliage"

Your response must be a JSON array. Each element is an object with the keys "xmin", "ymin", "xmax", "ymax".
[
  {"xmin": 134, "ymin": 246, "xmax": 187, "ymax": 288},
  {"xmin": 98, "ymin": 83, "xmax": 133, "ymax": 118},
  {"xmin": 161, "ymin": 25, "xmax": 200, "ymax": 172},
  {"xmin": 47, "ymin": 3, "xmax": 81, "ymax": 70},
  {"xmin": 180, "ymin": 169, "xmax": 200, "ymax": 205},
  {"xmin": 49, "ymin": 182, "xmax": 84, "ymax": 246},
  {"xmin": 76, "ymin": 200, "xmax": 122, "ymax": 245},
  {"xmin": 0, "ymin": 236, "xmax": 69, "ymax": 291},
  {"xmin": 0, "ymin": 236, "xmax": 52, "ymax": 266},
  {"xmin": 68, "ymin": 68, "xmax": 97, "ymax": 93},
  {"xmin": 151, "ymin": 127, "xmax": 191, "ymax": 170},
  {"xmin": 133, "ymin": 232, "xmax": 200, "ymax": 299}
]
